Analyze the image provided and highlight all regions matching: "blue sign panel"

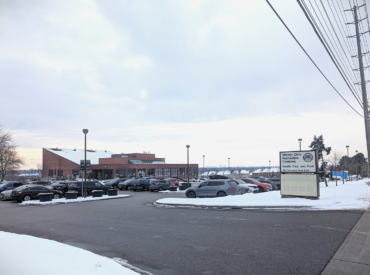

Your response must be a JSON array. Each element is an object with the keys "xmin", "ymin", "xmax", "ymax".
[{"xmin": 332, "ymin": 170, "xmax": 348, "ymax": 179}]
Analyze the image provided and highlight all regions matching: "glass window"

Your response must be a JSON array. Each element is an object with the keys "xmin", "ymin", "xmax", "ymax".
[
  {"xmin": 72, "ymin": 170, "xmax": 79, "ymax": 177},
  {"xmin": 49, "ymin": 169, "xmax": 53, "ymax": 177},
  {"xmin": 172, "ymin": 168, "xmax": 178, "ymax": 177},
  {"xmin": 200, "ymin": 181, "xmax": 209, "ymax": 186},
  {"xmin": 228, "ymin": 181, "xmax": 238, "ymax": 187},
  {"xmin": 6, "ymin": 183, "xmax": 14, "ymax": 188},
  {"xmin": 148, "ymin": 168, "xmax": 155, "ymax": 176},
  {"xmin": 164, "ymin": 168, "xmax": 171, "ymax": 177},
  {"xmin": 180, "ymin": 168, "xmax": 185, "ymax": 177},
  {"xmin": 95, "ymin": 182, "xmax": 101, "ymax": 187},
  {"xmin": 116, "ymin": 169, "xmax": 126, "ymax": 178},
  {"xmin": 156, "ymin": 168, "xmax": 163, "ymax": 177},
  {"xmin": 127, "ymin": 169, "xmax": 136, "ymax": 177},
  {"xmin": 192, "ymin": 167, "xmax": 197, "ymax": 176}
]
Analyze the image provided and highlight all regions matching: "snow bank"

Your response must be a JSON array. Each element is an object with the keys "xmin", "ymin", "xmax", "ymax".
[
  {"xmin": 20, "ymin": 194, "xmax": 130, "ymax": 205},
  {"xmin": 156, "ymin": 180, "xmax": 370, "ymax": 210},
  {"xmin": 1, "ymin": 231, "xmax": 139, "ymax": 275},
  {"xmin": 159, "ymin": 187, "xmax": 186, "ymax": 194}
]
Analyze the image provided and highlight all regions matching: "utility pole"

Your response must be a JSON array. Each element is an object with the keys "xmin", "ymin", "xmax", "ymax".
[{"xmin": 352, "ymin": 5, "xmax": 370, "ymax": 179}]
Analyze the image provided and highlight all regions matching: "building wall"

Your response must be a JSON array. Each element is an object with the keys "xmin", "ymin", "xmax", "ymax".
[{"xmin": 43, "ymin": 149, "xmax": 198, "ymax": 179}]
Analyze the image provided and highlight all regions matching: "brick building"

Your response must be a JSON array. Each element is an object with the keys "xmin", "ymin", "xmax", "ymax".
[{"xmin": 42, "ymin": 148, "xmax": 198, "ymax": 180}]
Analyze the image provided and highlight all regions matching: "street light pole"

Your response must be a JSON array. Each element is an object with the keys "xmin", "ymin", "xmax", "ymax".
[
  {"xmin": 346, "ymin": 145, "xmax": 349, "ymax": 183},
  {"xmin": 83, "ymin": 129, "xmax": 88, "ymax": 198},
  {"xmin": 203, "ymin": 155, "xmax": 205, "ymax": 177},
  {"xmin": 186, "ymin": 145, "xmax": 190, "ymax": 188},
  {"xmin": 298, "ymin": 139, "xmax": 302, "ymax": 151},
  {"xmin": 356, "ymin": 150, "xmax": 358, "ymax": 181},
  {"xmin": 269, "ymin": 160, "xmax": 271, "ymax": 177}
]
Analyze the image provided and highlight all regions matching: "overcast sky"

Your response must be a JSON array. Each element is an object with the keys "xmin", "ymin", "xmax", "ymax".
[{"xmin": 1, "ymin": 0, "xmax": 369, "ymax": 169}]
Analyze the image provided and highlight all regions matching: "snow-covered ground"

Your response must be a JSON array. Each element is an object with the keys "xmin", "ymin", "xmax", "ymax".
[
  {"xmin": 1, "ymin": 231, "xmax": 139, "ymax": 275},
  {"xmin": 20, "ymin": 194, "xmax": 130, "ymax": 205},
  {"xmin": 156, "ymin": 180, "xmax": 370, "ymax": 210}
]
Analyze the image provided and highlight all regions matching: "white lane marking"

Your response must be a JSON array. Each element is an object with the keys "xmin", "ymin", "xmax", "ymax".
[{"xmin": 113, "ymin": 257, "xmax": 154, "ymax": 275}]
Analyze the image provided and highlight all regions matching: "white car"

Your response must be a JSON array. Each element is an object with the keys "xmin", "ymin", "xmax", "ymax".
[{"xmin": 234, "ymin": 179, "xmax": 259, "ymax": 193}]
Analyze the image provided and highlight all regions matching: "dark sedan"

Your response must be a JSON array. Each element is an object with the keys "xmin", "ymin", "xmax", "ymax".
[
  {"xmin": 68, "ymin": 181, "xmax": 111, "ymax": 196},
  {"xmin": 51, "ymin": 181, "xmax": 74, "ymax": 194},
  {"xmin": 149, "ymin": 180, "xmax": 174, "ymax": 192},
  {"xmin": 11, "ymin": 185, "xmax": 63, "ymax": 202}
]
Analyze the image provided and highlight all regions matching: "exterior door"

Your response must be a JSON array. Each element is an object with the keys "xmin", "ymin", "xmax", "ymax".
[{"xmin": 196, "ymin": 181, "xmax": 209, "ymax": 196}]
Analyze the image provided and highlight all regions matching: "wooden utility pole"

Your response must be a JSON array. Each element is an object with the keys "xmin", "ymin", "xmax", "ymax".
[{"xmin": 353, "ymin": 5, "xmax": 370, "ymax": 178}]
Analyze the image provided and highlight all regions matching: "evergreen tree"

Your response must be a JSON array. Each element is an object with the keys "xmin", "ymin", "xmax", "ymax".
[{"xmin": 308, "ymin": 135, "xmax": 331, "ymax": 187}]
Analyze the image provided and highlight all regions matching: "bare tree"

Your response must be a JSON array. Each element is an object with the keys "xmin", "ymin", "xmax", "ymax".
[
  {"xmin": 329, "ymin": 150, "xmax": 343, "ymax": 186},
  {"xmin": 0, "ymin": 125, "xmax": 25, "ymax": 182}
]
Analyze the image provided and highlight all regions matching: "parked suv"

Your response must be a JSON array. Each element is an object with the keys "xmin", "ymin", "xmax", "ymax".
[
  {"xmin": 118, "ymin": 178, "xmax": 136, "ymax": 190},
  {"xmin": 240, "ymin": 178, "xmax": 272, "ymax": 192},
  {"xmin": 149, "ymin": 180, "xmax": 174, "ymax": 192},
  {"xmin": 51, "ymin": 181, "xmax": 73, "ymax": 194},
  {"xmin": 185, "ymin": 180, "xmax": 242, "ymax": 198},
  {"xmin": 131, "ymin": 178, "xmax": 153, "ymax": 191},
  {"xmin": 11, "ymin": 185, "xmax": 63, "ymax": 202},
  {"xmin": 105, "ymin": 178, "xmax": 129, "ymax": 189},
  {"xmin": 68, "ymin": 181, "xmax": 111, "ymax": 196},
  {"xmin": 259, "ymin": 179, "xmax": 278, "ymax": 190}
]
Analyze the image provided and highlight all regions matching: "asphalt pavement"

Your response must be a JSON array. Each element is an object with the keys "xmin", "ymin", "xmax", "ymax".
[{"xmin": 0, "ymin": 191, "xmax": 363, "ymax": 275}]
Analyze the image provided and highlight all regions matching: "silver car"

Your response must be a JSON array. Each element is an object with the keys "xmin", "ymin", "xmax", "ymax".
[
  {"xmin": 234, "ymin": 179, "xmax": 259, "ymax": 193},
  {"xmin": 185, "ymin": 180, "xmax": 242, "ymax": 198}
]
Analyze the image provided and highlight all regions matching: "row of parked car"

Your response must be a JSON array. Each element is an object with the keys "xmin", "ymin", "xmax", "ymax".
[{"xmin": 0, "ymin": 180, "xmax": 113, "ymax": 202}]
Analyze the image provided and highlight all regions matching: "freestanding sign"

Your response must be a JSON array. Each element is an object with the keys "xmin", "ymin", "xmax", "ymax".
[
  {"xmin": 80, "ymin": 160, "xmax": 92, "ymax": 173},
  {"xmin": 280, "ymin": 150, "xmax": 318, "ymax": 173},
  {"xmin": 280, "ymin": 150, "xmax": 319, "ymax": 198}
]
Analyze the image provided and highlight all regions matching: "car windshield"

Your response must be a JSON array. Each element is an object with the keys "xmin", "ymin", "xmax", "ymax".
[
  {"xmin": 234, "ymin": 179, "xmax": 246, "ymax": 185},
  {"xmin": 0, "ymin": 183, "xmax": 7, "ymax": 188},
  {"xmin": 228, "ymin": 181, "xmax": 238, "ymax": 187},
  {"xmin": 16, "ymin": 186, "xmax": 28, "ymax": 190},
  {"xmin": 252, "ymin": 179, "xmax": 260, "ymax": 183}
]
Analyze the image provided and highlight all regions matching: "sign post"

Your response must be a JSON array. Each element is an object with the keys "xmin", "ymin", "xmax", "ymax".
[{"xmin": 280, "ymin": 150, "xmax": 319, "ymax": 199}]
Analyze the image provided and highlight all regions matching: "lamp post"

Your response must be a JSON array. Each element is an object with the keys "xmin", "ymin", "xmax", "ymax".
[
  {"xmin": 356, "ymin": 150, "xmax": 358, "ymax": 181},
  {"xmin": 83, "ymin": 129, "xmax": 88, "ymax": 198},
  {"xmin": 186, "ymin": 145, "xmax": 190, "ymax": 188},
  {"xmin": 203, "ymin": 155, "xmax": 205, "ymax": 177},
  {"xmin": 269, "ymin": 160, "xmax": 271, "ymax": 177},
  {"xmin": 346, "ymin": 145, "xmax": 349, "ymax": 182},
  {"xmin": 298, "ymin": 139, "xmax": 302, "ymax": 151}
]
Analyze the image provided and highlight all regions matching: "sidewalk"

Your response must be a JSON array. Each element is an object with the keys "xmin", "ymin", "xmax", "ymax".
[{"xmin": 322, "ymin": 210, "xmax": 370, "ymax": 275}]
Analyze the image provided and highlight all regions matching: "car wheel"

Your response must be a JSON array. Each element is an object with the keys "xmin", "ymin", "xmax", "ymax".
[
  {"xmin": 258, "ymin": 187, "xmax": 264, "ymax": 192},
  {"xmin": 23, "ymin": 195, "xmax": 31, "ymax": 201},
  {"xmin": 217, "ymin": 192, "xmax": 226, "ymax": 197},
  {"xmin": 127, "ymin": 186, "xmax": 131, "ymax": 190},
  {"xmin": 119, "ymin": 187, "xmax": 123, "ymax": 190},
  {"xmin": 133, "ymin": 189, "xmax": 137, "ymax": 192},
  {"xmin": 159, "ymin": 187, "xmax": 163, "ymax": 191},
  {"xmin": 53, "ymin": 194, "xmax": 60, "ymax": 199},
  {"xmin": 150, "ymin": 190, "xmax": 154, "ymax": 192},
  {"xmin": 187, "ymin": 191, "xmax": 196, "ymax": 198}
]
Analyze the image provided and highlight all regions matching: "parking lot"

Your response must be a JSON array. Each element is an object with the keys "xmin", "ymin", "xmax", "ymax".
[{"xmin": 0, "ymin": 189, "xmax": 363, "ymax": 275}]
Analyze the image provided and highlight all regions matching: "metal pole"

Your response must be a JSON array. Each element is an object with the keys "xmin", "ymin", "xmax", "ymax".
[
  {"xmin": 84, "ymin": 134, "xmax": 87, "ymax": 197},
  {"xmin": 203, "ymin": 155, "xmax": 205, "ymax": 177},
  {"xmin": 186, "ymin": 145, "xmax": 190, "ymax": 188},
  {"xmin": 354, "ymin": 6, "xmax": 370, "ymax": 180}
]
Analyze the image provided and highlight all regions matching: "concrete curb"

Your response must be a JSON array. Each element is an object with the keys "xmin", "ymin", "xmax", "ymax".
[
  {"xmin": 321, "ymin": 209, "xmax": 370, "ymax": 275},
  {"xmin": 154, "ymin": 202, "xmax": 312, "ymax": 210}
]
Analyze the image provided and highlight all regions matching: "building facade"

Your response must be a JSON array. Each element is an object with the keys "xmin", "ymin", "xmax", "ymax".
[{"xmin": 42, "ymin": 148, "xmax": 198, "ymax": 180}]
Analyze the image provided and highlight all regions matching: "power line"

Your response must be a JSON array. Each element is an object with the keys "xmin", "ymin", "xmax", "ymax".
[
  {"xmin": 265, "ymin": 0, "xmax": 365, "ymax": 118},
  {"xmin": 300, "ymin": 0, "xmax": 364, "ymax": 107}
]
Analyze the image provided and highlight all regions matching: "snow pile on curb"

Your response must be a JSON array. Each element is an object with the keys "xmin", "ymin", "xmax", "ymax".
[
  {"xmin": 156, "ymin": 180, "xmax": 370, "ymax": 210},
  {"xmin": 1, "ymin": 231, "xmax": 139, "ymax": 275},
  {"xmin": 159, "ymin": 188, "xmax": 186, "ymax": 194},
  {"xmin": 20, "ymin": 194, "xmax": 130, "ymax": 205}
]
